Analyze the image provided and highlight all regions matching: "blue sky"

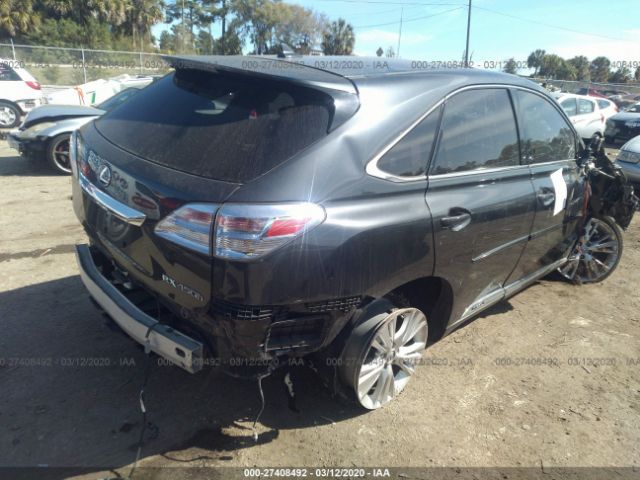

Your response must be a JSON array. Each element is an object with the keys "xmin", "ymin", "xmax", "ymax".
[{"xmin": 153, "ymin": 0, "xmax": 640, "ymax": 70}]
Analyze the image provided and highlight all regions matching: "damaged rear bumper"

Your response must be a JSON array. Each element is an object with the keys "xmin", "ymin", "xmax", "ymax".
[{"xmin": 76, "ymin": 243, "xmax": 204, "ymax": 373}]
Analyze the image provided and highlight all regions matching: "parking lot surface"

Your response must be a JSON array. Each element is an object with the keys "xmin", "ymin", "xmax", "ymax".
[{"xmin": 0, "ymin": 140, "xmax": 638, "ymax": 478}]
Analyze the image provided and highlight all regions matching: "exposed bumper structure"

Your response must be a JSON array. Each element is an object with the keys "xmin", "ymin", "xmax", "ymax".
[
  {"xmin": 6, "ymin": 129, "xmax": 46, "ymax": 159},
  {"xmin": 75, "ymin": 244, "xmax": 204, "ymax": 373}
]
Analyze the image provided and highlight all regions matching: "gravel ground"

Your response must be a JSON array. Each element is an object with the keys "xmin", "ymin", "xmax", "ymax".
[{"xmin": 0, "ymin": 140, "xmax": 638, "ymax": 479}]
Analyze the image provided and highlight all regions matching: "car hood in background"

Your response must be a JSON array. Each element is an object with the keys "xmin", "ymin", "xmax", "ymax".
[
  {"xmin": 621, "ymin": 135, "xmax": 640, "ymax": 153},
  {"xmin": 23, "ymin": 104, "xmax": 105, "ymax": 129},
  {"xmin": 608, "ymin": 111, "xmax": 640, "ymax": 122}
]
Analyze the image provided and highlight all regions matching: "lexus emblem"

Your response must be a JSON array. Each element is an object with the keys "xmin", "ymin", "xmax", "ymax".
[{"xmin": 98, "ymin": 164, "xmax": 112, "ymax": 187}]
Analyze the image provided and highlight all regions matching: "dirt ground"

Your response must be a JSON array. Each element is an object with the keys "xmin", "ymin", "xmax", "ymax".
[{"xmin": 0, "ymin": 139, "xmax": 638, "ymax": 479}]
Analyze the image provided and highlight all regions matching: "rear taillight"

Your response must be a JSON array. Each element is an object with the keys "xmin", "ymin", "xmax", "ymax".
[
  {"xmin": 70, "ymin": 131, "xmax": 78, "ymax": 178},
  {"xmin": 214, "ymin": 203, "xmax": 325, "ymax": 259},
  {"xmin": 153, "ymin": 202, "xmax": 325, "ymax": 259},
  {"xmin": 71, "ymin": 131, "xmax": 87, "ymax": 179},
  {"xmin": 155, "ymin": 204, "xmax": 219, "ymax": 255},
  {"xmin": 25, "ymin": 81, "xmax": 41, "ymax": 90}
]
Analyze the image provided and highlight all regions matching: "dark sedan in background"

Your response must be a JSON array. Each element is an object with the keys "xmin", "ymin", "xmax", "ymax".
[{"xmin": 605, "ymin": 102, "xmax": 640, "ymax": 145}]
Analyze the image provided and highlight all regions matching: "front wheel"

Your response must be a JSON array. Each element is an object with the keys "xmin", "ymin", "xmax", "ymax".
[
  {"xmin": 558, "ymin": 216, "xmax": 623, "ymax": 284},
  {"xmin": 0, "ymin": 101, "xmax": 21, "ymax": 128},
  {"xmin": 47, "ymin": 133, "xmax": 72, "ymax": 174},
  {"xmin": 339, "ymin": 306, "xmax": 428, "ymax": 409}
]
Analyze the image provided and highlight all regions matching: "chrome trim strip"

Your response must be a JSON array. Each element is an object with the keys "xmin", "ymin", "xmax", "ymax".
[
  {"xmin": 79, "ymin": 173, "xmax": 146, "ymax": 226},
  {"xmin": 366, "ymin": 83, "xmax": 577, "ymax": 183},
  {"xmin": 429, "ymin": 164, "xmax": 530, "ymax": 180},
  {"xmin": 75, "ymin": 244, "xmax": 203, "ymax": 373},
  {"xmin": 503, "ymin": 257, "xmax": 568, "ymax": 297},
  {"xmin": 450, "ymin": 256, "xmax": 568, "ymax": 329},
  {"xmin": 471, "ymin": 232, "xmax": 530, "ymax": 263}
]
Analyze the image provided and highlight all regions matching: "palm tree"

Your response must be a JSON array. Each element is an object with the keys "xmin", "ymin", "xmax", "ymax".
[
  {"xmin": 321, "ymin": 18, "xmax": 354, "ymax": 56},
  {"xmin": 42, "ymin": 0, "xmax": 128, "ymax": 26},
  {"xmin": 527, "ymin": 49, "xmax": 546, "ymax": 76},
  {"xmin": 121, "ymin": 0, "xmax": 164, "ymax": 50},
  {"xmin": 0, "ymin": 0, "xmax": 40, "ymax": 37}
]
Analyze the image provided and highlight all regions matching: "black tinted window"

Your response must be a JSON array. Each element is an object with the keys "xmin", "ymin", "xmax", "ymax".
[
  {"xmin": 431, "ymin": 89, "xmax": 519, "ymax": 175},
  {"xmin": 0, "ymin": 63, "xmax": 20, "ymax": 81},
  {"xmin": 95, "ymin": 70, "xmax": 333, "ymax": 183},
  {"xmin": 514, "ymin": 90, "xmax": 576, "ymax": 164},
  {"xmin": 377, "ymin": 107, "xmax": 440, "ymax": 177},
  {"xmin": 560, "ymin": 98, "xmax": 577, "ymax": 116},
  {"xmin": 578, "ymin": 98, "xmax": 595, "ymax": 114},
  {"xmin": 97, "ymin": 88, "xmax": 140, "ymax": 111}
]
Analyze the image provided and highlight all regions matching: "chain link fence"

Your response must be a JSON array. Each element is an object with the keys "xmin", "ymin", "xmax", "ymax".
[
  {"xmin": 532, "ymin": 77, "xmax": 640, "ymax": 97},
  {"xmin": 3, "ymin": 42, "xmax": 640, "ymax": 100},
  {"xmin": 0, "ymin": 42, "xmax": 170, "ymax": 86}
]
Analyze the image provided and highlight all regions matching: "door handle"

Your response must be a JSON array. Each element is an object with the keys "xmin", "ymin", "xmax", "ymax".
[
  {"xmin": 537, "ymin": 191, "xmax": 555, "ymax": 207},
  {"xmin": 441, "ymin": 210, "xmax": 472, "ymax": 231}
]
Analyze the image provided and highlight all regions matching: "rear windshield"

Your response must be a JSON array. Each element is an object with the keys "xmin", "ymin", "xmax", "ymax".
[{"xmin": 95, "ymin": 69, "xmax": 334, "ymax": 183}]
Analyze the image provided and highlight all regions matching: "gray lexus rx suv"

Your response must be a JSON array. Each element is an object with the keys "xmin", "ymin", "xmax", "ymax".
[{"xmin": 71, "ymin": 56, "xmax": 637, "ymax": 409}]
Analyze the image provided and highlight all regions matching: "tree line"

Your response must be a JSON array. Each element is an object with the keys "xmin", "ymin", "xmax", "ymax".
[
  {"xmin": 0, "ymin": 0, "xmax": 356, "ymax": 55},
  {"xmin": 503, "ymin": 50, "xmax": 640, "ymax": 84}
]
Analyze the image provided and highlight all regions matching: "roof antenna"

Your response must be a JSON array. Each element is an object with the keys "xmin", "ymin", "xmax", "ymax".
[{"xmin": 277, "ymin": 43, "xmax": 297, "ymax": 58}]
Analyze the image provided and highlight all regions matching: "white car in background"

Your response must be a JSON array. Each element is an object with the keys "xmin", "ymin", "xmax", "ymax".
[
  {"xmin": 595, "ymin": 97, "xmax": 619, "ymax": 121},
  {"xmin": 552, "ymin": 93, "xmax": 606, "ymax": 142},
  {"xmin": 0, "ymin": 59, "xmax": 46, "ymax": 128}
]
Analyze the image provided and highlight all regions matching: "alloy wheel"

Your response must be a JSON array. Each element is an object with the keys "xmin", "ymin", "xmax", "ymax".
[
  {"xmin": 51, "ymin": 136, "xmax": 72, "ymax": 173},
  {"xmin": 355, "ymin": 308, "xmax": 427, "ymax": 409},
  {"xmin": 558, "ymin": 217, "xmax": 621, "ymax": 283},
  {"xmin": 0, "ymin": 106, "xmax": 17, "ymax": 127}
]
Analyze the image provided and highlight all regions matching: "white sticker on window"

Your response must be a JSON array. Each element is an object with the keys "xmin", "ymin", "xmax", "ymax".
[{"xmin": 550, "ymin": 168, "xmax": 567, "ymax": 216}]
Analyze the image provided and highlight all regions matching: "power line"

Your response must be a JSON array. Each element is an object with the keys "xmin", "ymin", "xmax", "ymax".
[
  {"xmin": 471, "ymin": 5, "xmax": 630, "ymax": 43},
  {"xmin": 354, "ymin": 5, "xmax": 464, "ymax": 28},
  {"xmin": 312, "ymin": 0, "xmax": 465, "ymax": 6},
  {"xmin": 340, "ymin": 4, "xmax": 422, "ymax": 17}
]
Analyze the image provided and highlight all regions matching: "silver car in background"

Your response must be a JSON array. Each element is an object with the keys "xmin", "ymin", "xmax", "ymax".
[
  {"xmin": 7, "ymin": 88, "xmax": 144, "ymax": 174},
  {"xmin": 616, "ymin": 135, "xmax": 640, "ymax": 186}
]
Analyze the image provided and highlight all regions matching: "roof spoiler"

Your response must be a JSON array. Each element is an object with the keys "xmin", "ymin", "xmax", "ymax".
[{"xmin": 162, "ymin": 55, "xmax": 358, "ymax": 96}]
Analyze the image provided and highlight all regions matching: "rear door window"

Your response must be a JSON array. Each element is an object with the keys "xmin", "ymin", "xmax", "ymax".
[
  {"xmin": 431, "ymin": 88, "xmax": 520, "ymax": 175},
  {"xmin": 0, "ymin": 62, "xmax": 20, "ymax": 81},
  {"xmin": 95, "ymin": 69, "xmax": 335, "ymax": 183},
  {"xmin": 560, "ymin": 98, "xmax": 577, "ymax": 117},
  {"xmin": 597, "ymin": 99, "xmax": 610, "ymax": 110},
  {"xmin": 578, "ymin": 98, "xmax": 595, "ymax": 114},
  {"xmin": 513, "ymin": 90, "xmax": 576, "ymax": 164}
]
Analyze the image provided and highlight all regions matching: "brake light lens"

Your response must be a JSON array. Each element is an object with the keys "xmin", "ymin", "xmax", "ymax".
[
  {"xmin": 154, "ymin": 202, "xmax": 325, "ymax": 259},
  {"xmin": 70, "ymin": 131, "xmax": 78, "ymax": 178},
  {"xmin": 155, "ymin": 204, "xmax": 219, "ymax": 255},
  {"xmin": 70, "ymin": 131, "xmax": 88, "ymax": 179},
  {"xmin": 215, "ymin": 203, "xmax": 326, "ymax": 259},
  {"xmin": 26, "ymin": 81, "xmax": 41, "ymax": 90}
]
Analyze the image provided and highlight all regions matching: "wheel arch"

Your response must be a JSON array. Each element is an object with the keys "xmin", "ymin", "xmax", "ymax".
[
  {"xmin": 384, "ymin": 275, "xmax": 454, "ymax": 342},
  {"xmin": 0, "ymin": 98, "xmax": 23, "ymax": 113}
]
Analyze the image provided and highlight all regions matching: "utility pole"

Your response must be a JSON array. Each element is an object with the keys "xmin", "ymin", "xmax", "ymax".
[
  {"xmin": 182, "ymin": 0, "xmax": 186, "ymax": 53},
  {"xmin": 464, "ymin": 0, "xmax": 471, "ymax": 67},
  {"xmin": 221, "ymin": 0, "xmax": 226, "ymax": 54},
  {"xmin": 396, "ymin": 6, "xmax": 403, "ymax": 59}
]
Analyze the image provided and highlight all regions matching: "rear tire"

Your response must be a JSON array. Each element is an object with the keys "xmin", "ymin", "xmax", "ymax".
[
  {"xmin": 0, "ymin": 101, "xmax": 21, "ymax": 128},
  {"xmin": 47, "ymin": 133, "xmax": 72, "ymax": 175},
  {"xmin": 339, "ymin": 302, "xmax": 428, "ymax": 410},
  {"xmin": 558, "ymin": 216, "xmax": 623, "ymax": 284}
]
